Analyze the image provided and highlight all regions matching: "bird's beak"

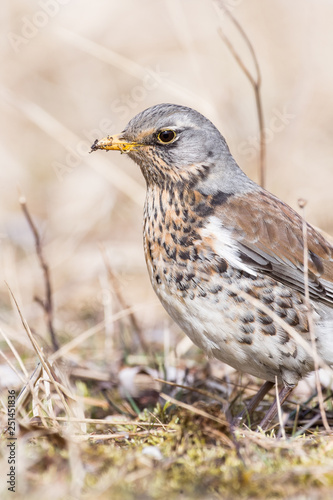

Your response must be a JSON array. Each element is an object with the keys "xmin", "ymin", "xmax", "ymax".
[{"xmin": 90, "ymin": 134, "xmax": 142, "ymax": 154}]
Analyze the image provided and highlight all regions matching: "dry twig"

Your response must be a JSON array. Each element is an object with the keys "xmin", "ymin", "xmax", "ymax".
[
  {"xmin": 20, "ymin": 195, "xmax": 59, "ymax": 351},
  {"xmin": 100, "ymin": 245, "xmax": 150, "ymax": 354},
  {"xmin": 6, "ymin": 282, "xmax": 73, "ymax": 418},
  {"xmin": 215, "ymin": 0, "xmax": 266, "ymax": 187},
  {"xmin": 154, "ymin": 377, "xmax": 228, "ymax": 406},
  {"xmin": 298, "ymin": 198, "xmax": 330, "ymax": 432},
  {"xmin": 159, "ymin": 392, "xmax": 233, "ymax": 448},
  {"xmin": 275, "ymin": 376, "xmax": 286, "ymax": 439}
]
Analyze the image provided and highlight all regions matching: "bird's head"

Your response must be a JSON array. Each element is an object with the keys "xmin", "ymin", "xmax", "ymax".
[{"xmin": 91, "ymin": 103, "xmax": 250, "ymax": 193}]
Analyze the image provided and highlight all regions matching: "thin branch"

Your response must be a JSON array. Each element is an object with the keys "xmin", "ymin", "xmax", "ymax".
[
  {"xmin": 298, "ymin": 199, "xmax": 330, "ymax": 432},
  {"xmin": 70, "ymin": 429, "xmax": 176, "ymax": 443},
  {"xmin": 19, "ymin": 195, "xmax": 59, "ymax": 351},
  {"xmin": 275, "ymin": 376, "xmax": 286, "ymax": 439},
  {"xmin": 99, "ymin": 244, "xmax": 150, "ymax": 355},
  {"xmin": 0, "ymin": 348, "xmax": 26, "ymax": 385},
  {"xmin": 154, "ymin": 377, "xmax": 228, "ymax": 406},
  {"xmin": 0, "ymin": 326, "xmax": 29, "ymax": 378},
  {"xmin": 6, "ymin": 282, "xmax": 73, "ymax": 418},
  {"xmin": 216, "ymin": 1, "xmax": 266, "ymax": 188},
  {"xmin": 159, "ymin": 393, "xmax": 231, "ymax": 431},
  {"xmin": 42, "ymin": 416, "xmax": 167, "ymax": 426},
  {"xmin": 50, "ymin": 304, "xmax": 150, "ymax": 362}
]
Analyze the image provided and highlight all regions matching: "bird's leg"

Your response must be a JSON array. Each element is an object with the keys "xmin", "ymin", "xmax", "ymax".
[
  {"xmin": 234, "ymin": 380, "xmax": 274, "ymax": 425},
  {"xmin": 259, "ymin": 385, "xmax": 294, "ymax": 430}
]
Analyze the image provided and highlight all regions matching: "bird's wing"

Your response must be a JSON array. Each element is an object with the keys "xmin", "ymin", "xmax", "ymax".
[{"xmin": 213, "ymin": 189, "xmax": 333, "ymax": 306}]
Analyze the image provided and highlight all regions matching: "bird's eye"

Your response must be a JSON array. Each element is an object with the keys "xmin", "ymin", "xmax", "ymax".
[{"xmin": 157, "ymin": 129, "xmax": 176, "ymax": 144}]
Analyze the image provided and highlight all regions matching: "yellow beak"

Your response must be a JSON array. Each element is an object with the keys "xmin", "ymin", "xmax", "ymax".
[{"xmin": 90, "ymin": 134, "xmax": 142, "ymax": 154}]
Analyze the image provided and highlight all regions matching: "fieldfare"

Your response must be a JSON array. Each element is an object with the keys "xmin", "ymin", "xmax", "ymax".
[{"xmin": 91, "ymin": 104, "xmax": 333, "ymax": 428}]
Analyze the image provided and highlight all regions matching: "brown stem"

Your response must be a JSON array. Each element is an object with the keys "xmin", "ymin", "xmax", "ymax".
[
  {"xmin": 298, "ymin": 199, "xmax": 330, "ymax": 432},
  {"xmin": 100, "ymin": 244, "xmax": 150, "ymax": 355},
  {"xmin": 20, "ymin": 196, "xmax": 59, "ymax": 351},
  {"xmin": 216, "ymin": 2, "xmax": 266, "ymax": 188}
]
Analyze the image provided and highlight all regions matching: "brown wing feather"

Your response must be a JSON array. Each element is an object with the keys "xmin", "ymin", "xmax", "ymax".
[{"xmin": 218, "ymin": 189, "xmax": 333, "ymax": 306}]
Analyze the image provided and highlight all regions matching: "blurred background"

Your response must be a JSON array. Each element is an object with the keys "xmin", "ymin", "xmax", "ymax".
[{"xmin": 1, "ymin": 0, "xmax": 333, "ymax": 374}]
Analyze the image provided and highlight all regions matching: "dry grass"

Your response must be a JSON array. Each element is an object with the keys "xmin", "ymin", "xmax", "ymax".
[{"xmin": 1, "ymin": 1, "xmax": 333, "ymax": 499}]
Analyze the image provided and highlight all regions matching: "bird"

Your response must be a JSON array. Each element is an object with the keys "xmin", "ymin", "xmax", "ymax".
[{"xmin": 90, "ymin": 103, "xmax": 333, "ymax": 428}]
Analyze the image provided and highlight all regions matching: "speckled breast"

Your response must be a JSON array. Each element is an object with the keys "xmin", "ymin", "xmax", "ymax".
[{"xmin": 142, "ymin": 185, "xmax": 315, "ymax": 385}]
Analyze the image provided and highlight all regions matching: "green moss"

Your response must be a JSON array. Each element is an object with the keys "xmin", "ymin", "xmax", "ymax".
[{"xmin": 3, "ymin": 405, "xmax": 333, "ymax": 500}]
